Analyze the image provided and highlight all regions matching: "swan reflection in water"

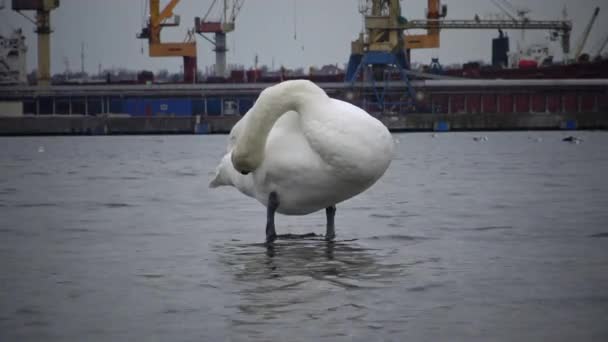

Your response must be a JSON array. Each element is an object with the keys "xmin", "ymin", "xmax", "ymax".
[{"xmin": 215, "ymin": 238, "xmax": 408, "ymax": 335}]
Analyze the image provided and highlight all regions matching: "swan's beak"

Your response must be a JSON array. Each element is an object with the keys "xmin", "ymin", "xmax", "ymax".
[
  {"xmin": 209, "ymin": 174, "xmax": 221, "ymax": 189},
  {"xmin": 209, "ymin": 170, "xmax": 222, "ymax": 188}
]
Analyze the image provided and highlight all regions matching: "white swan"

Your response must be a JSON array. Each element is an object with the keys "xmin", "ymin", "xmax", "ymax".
[{"xmin": 210, "ymin": 80, "xmax": 394, "ymax": 242}]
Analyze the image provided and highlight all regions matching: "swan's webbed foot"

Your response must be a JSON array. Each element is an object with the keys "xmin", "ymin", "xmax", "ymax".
[
  {"xmin": 325, "ymin": 205, "xmax": 336, "ymax": 241},
  {"xmin": 266, "ymin": 192, "xmax": 279, "ymax": 243}
]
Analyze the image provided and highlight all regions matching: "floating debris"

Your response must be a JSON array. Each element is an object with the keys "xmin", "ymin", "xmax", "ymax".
[{"xmin": 562, "ymin": 136, "xmax": 582, "ymax": 144}]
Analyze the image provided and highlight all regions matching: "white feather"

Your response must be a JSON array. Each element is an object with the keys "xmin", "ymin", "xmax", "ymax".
[{"xmin": 210, "ymin": 80, "xmax": 394, "ymax": 215}]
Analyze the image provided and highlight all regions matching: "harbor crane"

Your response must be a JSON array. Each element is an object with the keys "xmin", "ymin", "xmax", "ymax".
[
  {"xmin": 396, "ymin": 0, "xmax": 572, "ymax": 53},
  {"xmin": 137, "ymin": 0, "xmax": 197, "ymax": 83},
  {"xmin": 346, "ymin": 0, "xmax": 573, "ymax": 114},
  {"xmin": 195, "ymin": 0, "xmax": 244, "ymax": 78},
  {"xmin": 11, "ymin": 0, "xmax": 60, "ymax": 86},
  {"xmin": 594, "ymin": 34, "xmax": 608, "ymax": 60},
  {"xmin": 353, "ymin": 0, "xmax": 572, "ymax": 57},
  {"xmin": 573, "ymin": 7, "xmax": 600, "ymax": 61}
]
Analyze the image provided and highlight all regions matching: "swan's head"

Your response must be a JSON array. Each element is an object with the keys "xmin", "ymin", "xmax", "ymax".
[
  {"xmin": 231, "ymin": 144, "xmax": 263, "ymax": 175},
  {"xmin": 209, "ymin": 153, "xmax": 233, "ymax": 188}
]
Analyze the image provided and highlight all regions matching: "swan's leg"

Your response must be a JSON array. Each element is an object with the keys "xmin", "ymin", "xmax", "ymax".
[
  {"xmin": 266, "ymin": 192, "xmax": 279, "ymax": 243},
  {"xmin": 325, "ymin": 206, "xmax": 336, "ymax": 241}
]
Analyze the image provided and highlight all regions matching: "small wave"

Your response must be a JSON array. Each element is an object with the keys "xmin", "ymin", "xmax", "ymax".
[
  {"xmin": 589, "ymin": 232, "xmax": 608, "ymax": 238},
  {"xmin": 0, "ymin": 187, "xmax": 17, "ymax": 195},
  {"xmin": 407, "ymin": 283, "xmax": 444, "ymax": 292},
  {"xmin": 472, "ymin": 225, "xmax": 513, "ymax": 231},
  {"xmin": 370, "ymin": 213, "xmax": 393, "ymax": 218},
  {"xmin": 163, "ymin": 307, "xmax": 199, "ymax": 314},
  {"xmin": 62, "ymin": 228, "xmax": 91, "ymax": 233},
  {"xmin": 368, "ymin": 234, "xmax": 425, "ymax": 241},
  {"xmin": 138, "ymin": 274, "xmax": 164, "ymax": 279},
  {"xmin": 102, "ymin": 202, "xmax": 135, "ymax": 208},
  {"xmin": 15, "ymin": 307, "xmax": 42, "ymax": 316},
  {"xmin": 13, "ymin": 202, "xmax": 57, "ymax": 208},
  {"xmin": 23, "ymin": 171, "xmax": 49, "ymax": 176},
  {"xmin": 24, "ymin": 320, "xmax": 50, "ymax": 327},
  {"xmin": 175, "ymin": 171, "xmax": 198, "ymax": 177}
]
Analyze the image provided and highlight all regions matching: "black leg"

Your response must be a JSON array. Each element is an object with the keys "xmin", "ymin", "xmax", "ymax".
[
  {"xmin": 266, "ymin": 192, "xmax": 279, "ymax": 243},
  {"xmin": 325, "ymin": 205, "xmax": 336, "ymax": 241}
]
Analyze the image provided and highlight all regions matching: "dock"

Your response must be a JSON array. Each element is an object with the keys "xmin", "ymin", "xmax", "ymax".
[{"xmin": 1, "ymin": 79, "xmax": 607, "ymax": 135}]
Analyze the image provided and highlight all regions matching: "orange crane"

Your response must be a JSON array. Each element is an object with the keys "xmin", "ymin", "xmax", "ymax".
[
  {"xmin": 403, "ymin": 0, "xmax": 446, "ymax": 50},
  {"xmin": 400, "ymin": 0, "xmax": 571, "ymax": 55},
  {"xmin": 137, "ymin": 0, "xmax": 197, "ymax": 83}
]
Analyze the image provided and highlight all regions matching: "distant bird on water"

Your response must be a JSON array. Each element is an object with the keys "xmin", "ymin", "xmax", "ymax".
[
  {"xmin": 562, "ymin": 136, "xmax": 582, "ymax": 144},
  {"xmin": 210, "ymin": 80, "xmax": 394, "ymax": 243}
]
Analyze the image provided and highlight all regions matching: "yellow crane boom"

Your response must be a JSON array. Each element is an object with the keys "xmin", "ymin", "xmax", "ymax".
[{"xmin": 137, "ymin": 0, "xmax": 197, "ymax": 82}]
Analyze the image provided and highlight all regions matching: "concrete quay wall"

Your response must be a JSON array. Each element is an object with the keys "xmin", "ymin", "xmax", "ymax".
[{"xmin": 0, "ymin": 112, "xmax": 605, "ymax": 136}]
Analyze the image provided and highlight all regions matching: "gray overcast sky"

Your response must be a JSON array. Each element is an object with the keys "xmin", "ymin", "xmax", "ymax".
[{"xmin": 2, "ymin": 0, "xmax": 607, "ymax": 74}]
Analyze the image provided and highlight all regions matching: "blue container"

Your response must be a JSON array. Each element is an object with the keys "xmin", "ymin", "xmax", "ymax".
[
  {"xmin": 123, "ymin": 98, "xmax": 193, "ymax": 116},
  {"xmin": 195, "ymin": 123, "xmax": 209, "ymax": 134},
  {"xmin": 206, "ymin": 97, "xmax": 222, "ymax": 116},
  {"xmin": 192, "ymin": 99, "xmax": 205, "ymax": 115},
  {"xmin": 109, "ymin": 97, "xmax": 123, "ymax": 113},
  {"xmin": 152, "ymin": 99, "xmax": 192, "ymax": 116},
  {"xmin": 564, "ymin": 119, "xmax": 577, "ymax": 130},
  {"xmin": 434, "ymin": 121, "xmax": 450, "ymax": 132},
  {"xmin": 238, "ymin": 98, "xmax": 255, "ymax": 114},
  {"xmin": 124, "ymin": 98, "xmax": 145, "ymax": 116}
]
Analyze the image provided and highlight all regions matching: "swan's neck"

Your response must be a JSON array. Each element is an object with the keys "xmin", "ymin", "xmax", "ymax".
[{"xmin": 231, "ymin": 80, "xmax": 327, "ymax": 173}]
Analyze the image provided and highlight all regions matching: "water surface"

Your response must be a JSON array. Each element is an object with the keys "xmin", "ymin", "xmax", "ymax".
[{"xmin": 1, "ymin": 132, "xmax": 607, "ymax": 341}]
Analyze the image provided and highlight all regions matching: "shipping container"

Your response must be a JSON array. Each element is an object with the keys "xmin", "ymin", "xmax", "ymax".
[
  {"xmin": 481, "ymin": 94, "xmax": 497, "ymax": 113},
  {"xmin": 580, "ymin": 94, "xmax": 596, "ymax": 112},
  {"xmin": 450, "ymin": 95, "xmax": 466, "ymax": 113},
  {"xmin": 87, "ymin": 97, "xmax": 103, "ymax": 115},
  {"xmin": 238, "ymin": 98, "xmax": 255, "ymax": 114},
  {"xmin": 206, "ymin": 97, "xmax": 222, "ymax": 116},
  {"xmin": 23, "ymin": 100, "xmax": 35, "ymax": 115},
  {"xmin": 498, "ymin": 94, "xmax": 513, "ymax": 113},
  {"xmin": 55, "ymin": 97, "xmax": 70, "ymax": 114},
  {"xmin": 230, "ymin": 70, "xmax": 246, "ymax": 83},
  {"xmin": 192, "ymin": 99, "xmax": 205, "ymax": 115},
  {"xmin": 153, "ymin": 98, "xmax": 192, "ymax": 116},
  {"xmin": 124, "ymin": 98, "xmax": 192, "ymax": 116},
  {"xmin": 514, "ymin": 94, "xmax": 529, "ymax": 113},
  {"xmin": 246, "ymin": 69, "xmax": 262, "ymax": 82},
  {"xmin": 598, "ymin": 92, "xmax": 608, "ymax": 111},
  {"xmin": 109, "ymin": 97, "xmax": 123, "ymax": 113},
  {"xmin": 466, "ymin": 94, "xmax": 481, "ymax": 113},
  {"xmin": 430, "ymin": 94, "xmax": 448, "ymax": 113},
  {"xmin": 562, "ymin": 93, "xmax": 578, "ymax": 113},
  {"xmin": 547, "ymin": 94, "xmax": 561, "ymax": 113},
  {"xmin": 531, "ymin": 94, "xmax": 545, "ymax": 113}
]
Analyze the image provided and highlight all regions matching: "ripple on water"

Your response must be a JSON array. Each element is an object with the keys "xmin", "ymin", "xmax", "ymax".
[
  {"xmin": 0, "ymin": 187, "xmax": 18, "ymax": 195},
  {"xmin": 589, "ymin": 232, "xmax": 608, "ymax": 238},
  {"xmin": 471, "ymin": 225, "xmax": 513, "ymax": 231},
  {"xmin": 13, "ymin": 202, "xmax": 58, "ymax": 208}
]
